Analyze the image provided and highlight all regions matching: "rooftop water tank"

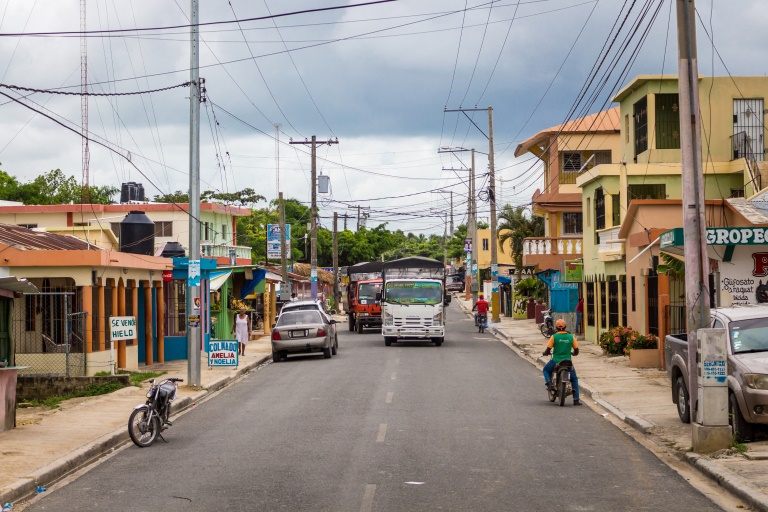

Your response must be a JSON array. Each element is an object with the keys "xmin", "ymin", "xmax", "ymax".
[
  {"xmin": 120, "ymin": 182, "xmax": 145, "ymax": 203},
  {"xmin": 161, "ymin": 241, "xmax": 186, "ymax": 258},
  {"xmin": 119, "ymin": 211, "xmax": 154, "ymax": 256}
]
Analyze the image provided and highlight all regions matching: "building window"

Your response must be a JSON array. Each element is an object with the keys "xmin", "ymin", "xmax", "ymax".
[
  {"xmin": 164, "ymin": 280, "xmax": 187, "ymax": 337},
  {"xmin": 595, "ymin": 188, "xmax": 605, "ymax": 231},
  {"xmin": 730, "ymin": 188, "xmax": 745, "ymax": 198},
  {"xmin": 17, "ymin": 224, "xmax": 37, "ymax": 229},
  {"xmin": 655, "ymin": 93, "xmax": 680, "ymax": 149},
  {"xmin": 625, "ymin": 114, "xmax": 630, "ymax": 144},
  {"xmin": 611, "ymin": 194, "xmax": 620, "ymax": 227},
  {"xmin": 562, "ymin": 212, "xmax": 582, "ymax": 235},
  {"xmin": 154, "ymin": 221, "xmax": 173, "ymax": 237},
  {"xmin": 631, "ymin": 276, "xmax": 636, "ymax": 312},
  {"xmin": 222, "ymin": 224, "xmax": 228, "ymax": 243},
  {"xmin": 594, "ymin": 150, "xmax": 612, "ymax": 165},
  {"xmin": 560, "ymin": 152, "xmax": 581, "ymax": 185},
  {"xmin": 482, "ymin": 238, "xmax": 489, "ymax": 251},
  {"xmin": 628, "ymin": 184, "xmax": 666, "ymax": 201},
  {"xmin": 634, "ymin": 96, "xmax": 648, "ymax": 158}
]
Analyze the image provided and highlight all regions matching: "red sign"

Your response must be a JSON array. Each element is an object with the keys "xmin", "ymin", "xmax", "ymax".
[{"xmin": 162, "ymin": 270, "xmax": 173, "ymax": 282}]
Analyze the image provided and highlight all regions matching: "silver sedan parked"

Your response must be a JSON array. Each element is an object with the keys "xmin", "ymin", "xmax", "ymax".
[{"xmin": 271, "ymin": 310, "xmax": 338, "ymax": 362}]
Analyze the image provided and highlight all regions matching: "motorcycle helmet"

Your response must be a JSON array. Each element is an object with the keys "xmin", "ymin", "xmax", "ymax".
[{"xmin": 555, "ymin": 318, "xmax": 567, "ymax": 330}]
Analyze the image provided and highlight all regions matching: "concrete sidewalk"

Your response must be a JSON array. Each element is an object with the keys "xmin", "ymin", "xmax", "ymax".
[
  {"xmin": 0, "ymin": 336, "xmax": 274, "ymax": 508},
  {"xmin": 457, "ymin": 297, "xmax": 768, "ymax": 511}
]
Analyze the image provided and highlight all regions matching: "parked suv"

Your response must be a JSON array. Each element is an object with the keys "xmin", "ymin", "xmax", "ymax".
[
  {"xmin": 665, "ymin": 305, "xmax": 768, "ymax": 441},
  {"xmin": 446, "ymin": 275, "xmax": 465, "ymax": 293}
]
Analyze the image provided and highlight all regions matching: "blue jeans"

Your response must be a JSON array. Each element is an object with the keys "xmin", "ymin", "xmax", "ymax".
[
  {"xmin": 575, "ymin": 311, "xmax": 583, "ymax": 334},
  {"xmin": 543, "ymin": 359, "xmax": 580, "ymax": 401}
]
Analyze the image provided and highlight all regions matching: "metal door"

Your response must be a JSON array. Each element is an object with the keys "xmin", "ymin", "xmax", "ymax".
[
  {"xmin": 734, "ymin": 99, "xmax": 764, "ymax": 161},
  {"xmin": 647, "ymin": 272, "xmax": 659, "ymax": 336}
]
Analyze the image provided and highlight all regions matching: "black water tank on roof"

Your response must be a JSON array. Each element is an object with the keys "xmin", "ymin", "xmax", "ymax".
[
  {"xmin": 161, "ymin": 241, "xmax": 186, "ymax": 258},
  {"xmin": 120, "ymin": 182, "xmax": 145, "ymax": 203},
  {"xmin": 119, "ymin": 211, "xmax": 154, "ymax": 255}
]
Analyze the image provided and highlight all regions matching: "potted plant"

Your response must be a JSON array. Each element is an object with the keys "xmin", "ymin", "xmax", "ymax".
[{"xmin": 626, "ymin": 332, "xmax": 660, "ymax": 368}]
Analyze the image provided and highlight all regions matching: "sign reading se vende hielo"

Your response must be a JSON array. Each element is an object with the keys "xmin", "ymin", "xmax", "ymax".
[{"xmin": 110, "ymin": 316, "xmax": 137, "ymax": 341}]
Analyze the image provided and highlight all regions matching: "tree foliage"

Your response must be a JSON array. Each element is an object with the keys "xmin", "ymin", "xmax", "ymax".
[
  {"xmin": 0, "ymin": 168, "xmax": 118, "ymax": 205},
  {"xmin": 497, "ymin": 206, "xmax": 545, "ymax": 269}
]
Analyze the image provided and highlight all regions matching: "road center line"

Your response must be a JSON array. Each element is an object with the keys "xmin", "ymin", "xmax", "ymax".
[
  {"xmin": 376, "ymin": 423, "xmax": 388, "ymax": 443},
  {"xmin": 360, "ymin": 484, "xmax": 376, "ymax": 512},
  {"xmin": 391, "ymin": 371, "xmax": 397, "ymax": 380},
  {"xmin": 386, "ymin": 391, "xmax": 394, "ymax": 404}
]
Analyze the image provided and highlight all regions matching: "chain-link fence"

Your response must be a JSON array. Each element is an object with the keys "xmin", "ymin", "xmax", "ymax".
[{"xmin": 13, "ymin": 288, "xmax": 87, "ymax": 377}]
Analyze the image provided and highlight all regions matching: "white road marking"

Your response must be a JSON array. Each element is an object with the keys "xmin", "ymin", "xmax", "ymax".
[
  {"xmin": 391, "ymin": 371, "xmax": 397, "ymax": 380},
  {"xmin": 360, "ymin": 484, "xmax": 376, "ymax": 512},
  {"xmin": 377, "ymin": 423, "xmax": 388, "ymax": 443},
  {"xmin": 386, "ymin": 391, "xmax": 394, "ymax": 404}
]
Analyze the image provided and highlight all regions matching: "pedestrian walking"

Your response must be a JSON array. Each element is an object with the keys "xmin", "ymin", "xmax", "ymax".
[
  {"xmin": 575, "ymin": 297, "xmax": 584, "ymax": 335},
  {"xmin": 232, "ymin": 308, "xmax": 251, "ymax": 357}
]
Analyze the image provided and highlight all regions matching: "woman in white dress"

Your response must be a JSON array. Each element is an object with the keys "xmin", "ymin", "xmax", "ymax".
[{"xmin": 231, "ymin": 308, "xmax": 251, "ymax": 357}]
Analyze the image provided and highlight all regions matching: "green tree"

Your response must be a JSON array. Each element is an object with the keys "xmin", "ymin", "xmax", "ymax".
[{"xmin": 496, "ymin": 206, "xmax": 545, "ymax": 269}]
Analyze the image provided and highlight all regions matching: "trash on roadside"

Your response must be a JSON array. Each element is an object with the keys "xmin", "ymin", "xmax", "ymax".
[
  {"xmin": 405, "ymin": 482, "xmax": 425, "ymax": 485},
  {"xmin": 601, "ymin": 413, "xmax": 609, "ymax": 417},
  {"xmin": 35, "ymin": 486, "xmax": 47, "ymax": 494},
  {"xmin": 3, "ymin": 502, "xmax": 13, "ymax": 511}
]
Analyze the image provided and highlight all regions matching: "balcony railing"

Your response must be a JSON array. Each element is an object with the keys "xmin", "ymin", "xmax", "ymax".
[
  {"xmin": 523, "ymin": 237, "xmax": 582, "ymax": 256},
  {"xmin": 201, "ymin": 242, "xmax": 252, "ymax": 259}
]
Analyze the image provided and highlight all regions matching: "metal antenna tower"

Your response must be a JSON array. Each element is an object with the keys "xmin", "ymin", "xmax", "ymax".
[{"xmin": 80, "ymin": 0, "xmax": 90, "ymax": 203}]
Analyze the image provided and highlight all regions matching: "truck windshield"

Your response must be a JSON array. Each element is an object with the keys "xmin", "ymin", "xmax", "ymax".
[
  {"xmin": 358, "ymin": 282, "xmax": 382, "ymax": 299},
  {"xmin": 385, "ymin": 281, "xmax": 442, "ymax": 305},
  {"xmin": 730, "ymin": 317, "xmax": 768, "ymax": 353}
]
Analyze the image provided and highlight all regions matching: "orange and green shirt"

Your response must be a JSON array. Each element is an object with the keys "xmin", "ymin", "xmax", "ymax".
[{"xmin": 547, "ymin": 331, "xmax": 578, "ymax": 362}]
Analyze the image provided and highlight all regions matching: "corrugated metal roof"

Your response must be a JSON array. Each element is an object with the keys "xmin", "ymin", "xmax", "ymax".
[
  {"xmin": 0, "ymin": 276, "xmax": 38, "ymax": 293},
  {"xmin": 728, "ymin": 198, "xmax": 768, "ymax": 225},
  {"xmin": 0, "ymin": 223, "xmax": 101, "ymax": 251}
]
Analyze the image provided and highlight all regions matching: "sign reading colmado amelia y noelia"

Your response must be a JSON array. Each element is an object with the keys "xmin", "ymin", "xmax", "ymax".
[{"xmin": 208, "ymin": 340, "xmax": 239, "ymax": 367}]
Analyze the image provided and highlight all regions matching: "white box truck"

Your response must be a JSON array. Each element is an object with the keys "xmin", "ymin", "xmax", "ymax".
[{"xmin": 379, "ymin": 257, "xmax": 450, "ymax": 346}]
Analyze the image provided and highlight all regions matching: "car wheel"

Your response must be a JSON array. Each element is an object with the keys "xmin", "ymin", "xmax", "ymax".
[
  {"xmin": 674, "ymin": 376, "xmax": 691, "ymax": 424},
  {"xmin": 384, "ymin": 336, "xmax": 394, "ymax": 346},
  {"xmin": 729, "ymin": 392, "xmax": 754, "ymax": 442},
  {"xmin": 356, "ymin": 320, "xmax": 363, "ymax": 334},
  {"xmin": 348, "ymin": 315, "xmax": 355, "ymax": 332},
  {"xmin": 272, "ymin": 350, "xmax": 281, "ymax": 362},
  {"xmin": 323, "ymin": 346, "xmax": 332, "ymax": 358},
  {"xmin": 432, "ymin": 337, "xmax": 443, "ymax": 346},
  {"xmin": 332, "ymin": 338, "xmax": 338, "ymax": 355}
]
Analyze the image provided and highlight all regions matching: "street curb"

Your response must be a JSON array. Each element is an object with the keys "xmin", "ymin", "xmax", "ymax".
[
  {"xmin": 684, "ymin": 453, "xmax": 768, "ymax": 512},
  {"xmin": 0, "ymin": 353, "xmax": 271, "ymax": 508}
]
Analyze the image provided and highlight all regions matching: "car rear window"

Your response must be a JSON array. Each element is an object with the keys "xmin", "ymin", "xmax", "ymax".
[{"xmin": 277, "ymin": 311, "xmax": 323, "ymax": 326}]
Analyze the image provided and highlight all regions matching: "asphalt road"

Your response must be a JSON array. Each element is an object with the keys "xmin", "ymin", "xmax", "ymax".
[{"xmin": 26, "ymin": 302, "xmax": 721, "ymax": 511}]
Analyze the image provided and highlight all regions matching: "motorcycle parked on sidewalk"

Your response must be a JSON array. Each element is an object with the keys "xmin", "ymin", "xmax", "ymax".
[
  {"xmin": 475, "ymin": 312, "xmax": 488, "ymax": 333},
  {"xmin": 128, "ymin": 377, "xmax": 183, "ymax": 447},
  {"xmin": 547, "ymin": 358, "xmax": 574, "ymax": 407},
  {"xmin": 539, "ymin": 310, "xmax": 555, "ymax": 338}
]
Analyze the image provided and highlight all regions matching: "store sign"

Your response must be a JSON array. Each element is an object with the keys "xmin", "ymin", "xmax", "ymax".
[
  {"xmin": 208, "ymin": 340, "xmax": 239, "ymax": 367},
  {"xmin": 162, "ymin": 270, "xmax": 173, "ymax": 282},
  {"xmin": 507, "ymin": 266, "xmax": 535, "ymax": 276},
  {"xmin": 563, "ymin": 260, "xmax": 583, "ymax": 282},
  {"xmin": 109, "ymin": 316, "xmax": 137, "ymax": 341},
  {"xmin": 267, "ymin": 224, "xmax": 292, "ymax": 259},
  {"xmin": 707, "ymin": 227, "xmax": 768, "ymax": 245}
]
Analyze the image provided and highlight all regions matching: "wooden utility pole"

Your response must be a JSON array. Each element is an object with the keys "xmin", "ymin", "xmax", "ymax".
[
  {"xmin": 290, "ymin": 136, "xmax": 338, "ymax": 300},
  {"xmin": 333, "ymin": 212, "xmax": 339, "ymax": 311},
  {"xmin": 488, "ymin": 107, "xmax": 499, "ymax": 323}
]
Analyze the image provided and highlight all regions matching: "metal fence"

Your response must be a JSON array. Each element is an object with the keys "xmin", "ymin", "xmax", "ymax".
[{"xmin": 13, "ymin": 291, "xmax": 87, "ymax": 376}]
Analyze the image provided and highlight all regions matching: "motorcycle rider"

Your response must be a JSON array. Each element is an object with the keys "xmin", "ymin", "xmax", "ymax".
[
  {"xmin": 542, "ymin": 318, "xmax": 582, "ymax": 406},
  {"xmin": 472, "ymin": 294, "xmax": 489, "ymax": 327}
]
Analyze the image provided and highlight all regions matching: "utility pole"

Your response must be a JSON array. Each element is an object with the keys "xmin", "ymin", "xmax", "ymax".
[
  {"xmin": 470, "ymin": 148, "xmax": 477, "ymax": 305},
  {"xmin": 187, "ymin": 0, "xmax": 201, "ymax": 387},
  {"xmin": 357, "ymin": 205, "xmax": 361, "ymax": 231},
  {"xmin": 333, "ymin": 212, "xmax": 339, "ymax": 311},
  {"xmin": 443, "ymin": 107, "xmax": 496, "ymax": 315},
  {"xmin": 450, "ymin": 191, "xmax": 454, "ymax": 236},
  {"xmin": 290, "ymin": 136, "xmax": 338, "ymax": 300},
  {"xmin": 279, "ymin": 192, "xmax": 289, "ymax": 299},
  {"xmin": 443, "ymin": 213, "xmax": 448, "ymax": 267},
  {"xmin": 488, "ymin": 107, "xmax": 499, "ymax": 323},
  {"xmin": 677, "ymin": 0, "xmax": 721, "ymax": 449}
]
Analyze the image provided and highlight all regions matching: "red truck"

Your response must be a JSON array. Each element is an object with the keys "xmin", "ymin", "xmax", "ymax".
[{"xmin": 346, "ymin": 262, "xmax": 384, "ymax": 334}]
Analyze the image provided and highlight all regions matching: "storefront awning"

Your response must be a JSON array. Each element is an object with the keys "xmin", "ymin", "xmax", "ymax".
[{"xmin": 209, "ymin": 270, "xmax": 232, "ymax": 292}]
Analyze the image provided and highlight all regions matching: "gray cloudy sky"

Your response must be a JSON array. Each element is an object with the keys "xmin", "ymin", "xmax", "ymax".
[{"xmin": 0, "ymin": 0, "xmax": 765, "ymax": 235}]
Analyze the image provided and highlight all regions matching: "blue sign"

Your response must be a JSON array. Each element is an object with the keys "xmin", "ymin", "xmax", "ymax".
[
  {"xmin": 188, "ymin": 259, "xmax": 201, "ymax": 287},
  {"xmin": 208, "ymin": 340, "xmax": 239, "ymax": 367}
]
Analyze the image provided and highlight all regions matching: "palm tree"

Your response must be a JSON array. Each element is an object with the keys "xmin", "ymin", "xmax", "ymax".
[{"xmin": 497, "ymin": 205, "xmax": 545, "ymax": 269}]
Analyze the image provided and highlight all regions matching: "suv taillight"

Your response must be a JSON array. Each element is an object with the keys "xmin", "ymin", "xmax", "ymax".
[
  {"xmin": 316, "ymin": 328, "xmax": 326, "ymax": 337},
  {"xmin": 271, "ymin": 330, "xmax": 282, "ymax": 341}
]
